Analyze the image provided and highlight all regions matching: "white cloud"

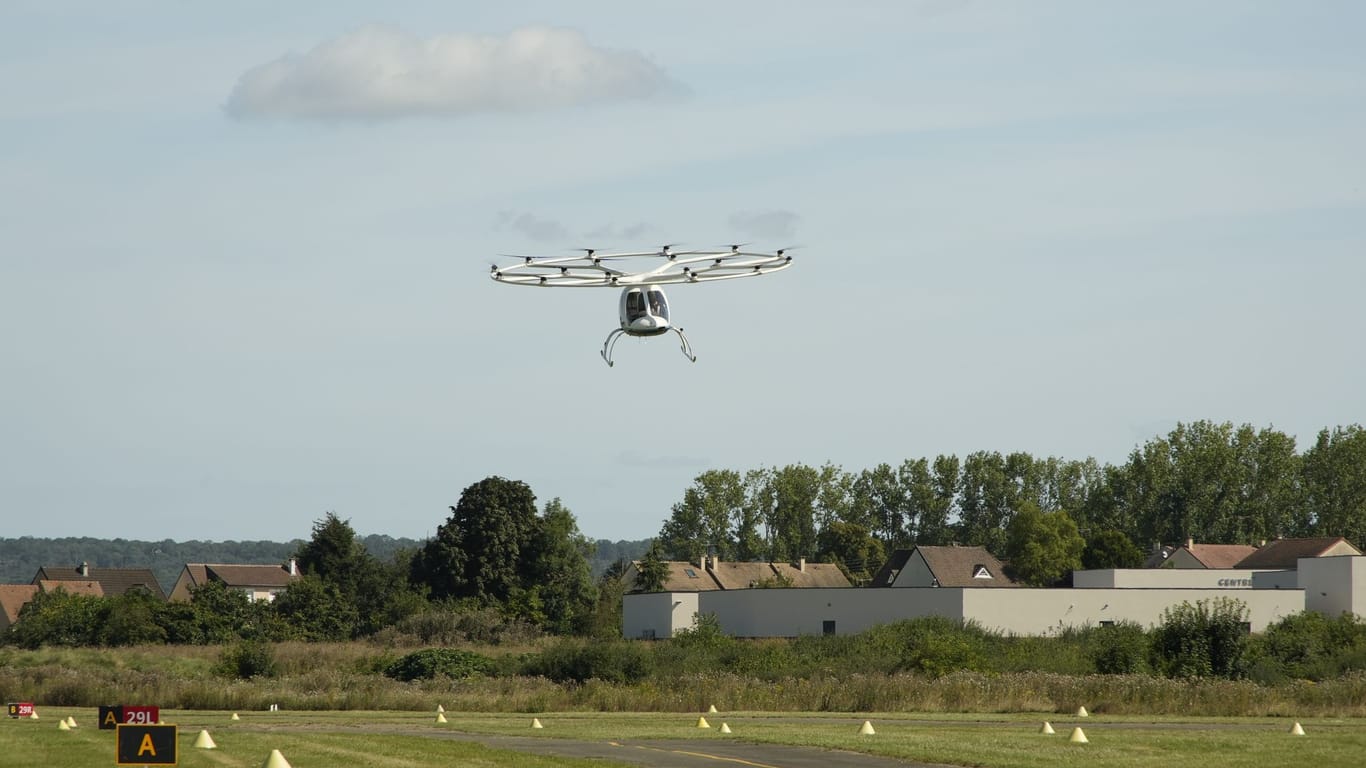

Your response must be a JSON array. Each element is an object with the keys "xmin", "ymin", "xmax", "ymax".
[
  {"xmin": 728, "ymin": 210, "xmax": 800, "ymax": 239},
  {"xmin": 225, "ymin": 25, "xmax": 681, "ymax": 120}
]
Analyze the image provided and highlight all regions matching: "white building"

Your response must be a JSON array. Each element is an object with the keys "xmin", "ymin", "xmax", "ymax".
[{"xmin": 623, "ymin": 549, "xmax": 1365, "ymax": 640}]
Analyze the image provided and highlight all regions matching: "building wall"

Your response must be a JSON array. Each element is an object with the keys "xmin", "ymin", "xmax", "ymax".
[
  {"xmin": 622, "ymin": 592, "xmax": 698, "ymax": 639},
  {"xmin": 961, "ymin": 588, "xmax": 1302, "ymax": 634},
  {"xmin": 1251, "ymin": 570, "xmax": 1299, "ymax": 590},
  {"xmin": 624, "ymin": 585, "xmax": 1307, "ymax": 640},
  {"xmin": 1298, "ymin": 556, "xmax": 1366, "ymax": 617},
  {"xmin": 1074, "ymin": 569, "xmax": 1261, "ymax": 589},
  {"xmin": 696, "ymin": 587, "xmax": 964, "ymax": 637}
]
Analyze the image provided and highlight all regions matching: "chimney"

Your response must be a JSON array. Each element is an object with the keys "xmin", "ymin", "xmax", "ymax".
[
  {"xmin": 1185, "ymin": 538, "xmax": 1194, "ymax": 549},
  {"xmin": 798, "ymin": 557, "xmax": 806, "ymax": 573},
  {"xmin": 288, "ymin": 558, "xmax": 298, "ymax": 576},
  {"xmin": 79, "ymin": 561, "xmax": 89, "ymax": 577}
]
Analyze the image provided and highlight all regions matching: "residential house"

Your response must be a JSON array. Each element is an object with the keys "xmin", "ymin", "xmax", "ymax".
[
  {"xmin": 32, "ymin": 563, "xmax": 165, "ymax": 600},
  {"xmin": 168, "ymin": 561, "xmax": 301, "ymax": 603},
  {"xmin": 0, "ymin": 584, "xmax": 38, "ymax": 632},
  {"xmin": 870, "ymin": 546, "xmax": 1017, "ymax": 588},
  {"xmin": 1148, "ymin": 540, "xmax": 1259, "ymax": 569},
  {"xmin": 1236, "ymin": 537, "xmax": 1363, "ymax": 570}
]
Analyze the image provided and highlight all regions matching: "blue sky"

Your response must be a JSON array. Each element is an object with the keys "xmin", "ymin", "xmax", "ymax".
[{"xmin": 3, "ymin": 1, "xmax": 1363, "ymax": 544}]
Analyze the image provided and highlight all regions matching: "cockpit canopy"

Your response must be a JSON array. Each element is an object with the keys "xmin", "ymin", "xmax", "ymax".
[{"xmin": 622, "ymin": 287, "xmax": 670, "ymax": 323}]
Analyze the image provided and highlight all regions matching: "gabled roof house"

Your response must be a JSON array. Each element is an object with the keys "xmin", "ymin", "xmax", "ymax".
[
  {"xmin": 168, "ymin": 561, "xmax": 301, "ymax": 603},
  {"xmin": 32, "ymin": 563, "xmax": 165, "ymax": 600},
  {"xmin": 0, "ymin": 584, "xmax": 39, "ymax": 631},
  {"xmin": 1147, "ymin": 540, "xmax": 1259, "ymax": 569},
  {"xmin": 870, "ymin": 545, "xmax": 1017, "ymax": 588},
  {"xmin": 1236, "ymin": 537, "xmax": 1362, "ymax": 570},
  {"xmin": 624, "ymin": 556, "xmax": 850, "ymax": 593}
]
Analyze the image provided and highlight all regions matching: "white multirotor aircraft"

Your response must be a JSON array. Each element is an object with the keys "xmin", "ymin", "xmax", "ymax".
[{"xmin": 490, "ymin": 244, "xmax": 794, "ymax": 366}]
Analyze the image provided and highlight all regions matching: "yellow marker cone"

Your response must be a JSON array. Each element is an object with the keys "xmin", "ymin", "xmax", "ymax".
[
  {"xmin": 719, "ymin": 723, "xmax": 732, "ymax": 734},
  {"xmin": 696, "ymin": 717, "xmax": 711, "ymax": 729},
  {"xmin": 65, "ymin": 716, "xmax": 78, "ymax": 728},
  {"xmin": 436, "ymin": 704, "xmax": 445, "ymax": 713},
  {"xmin": 1069, "ymin": 727, "xmax": 1088, "ymax": 743},
  {"xmin": 708, "ymin": 704, "xmax": 718, "ymax": 714},
  {"xmin": 436, "ymin": 712, "xmax": 448, "ymax": 723},
  {"xmin": 1040, "ymin": 721, "xmax": 1055, "ymax": 735},
  {"xmin": 261, "ymin": 749, "xmax": 293, "ymax": 768},
  {"xmin": 531, "ymin": 718, "xmax": 544, "ymax": 729},
  {"xmin": 1291, "ymin": 722, "xmax": 1306, "ymax": 736},
  {"xmin": 58, "ymin": 719, "xmax": 71, "ymax": 731},
  {"xmin": 860, "ymin": 720, "xmax": 876, "ymax": 735},
  {"xmin": 1076, "ymin": 706, "xmax": 1089, "ymax": 717},
  {"xmin": 194, "ymin": 730, "xmax": 217, "ymax": 749},
  {"xmin": 28, "ymin": 712, "xmax": 39, "ymax": 720},
  {"xmin": 231, "ymin": 713, "xmax": 241, "ymax": 721}
]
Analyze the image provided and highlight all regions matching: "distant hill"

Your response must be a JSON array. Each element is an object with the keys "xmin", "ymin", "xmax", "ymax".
[{"xmin": 0, "ymin": 535, "xmax": 652, "ymax": 594}]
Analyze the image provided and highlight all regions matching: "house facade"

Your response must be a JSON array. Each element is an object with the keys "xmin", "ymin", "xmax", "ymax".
[{"xmin": 168, "ymin": 561, "xmax": 300, "ymax": 603}]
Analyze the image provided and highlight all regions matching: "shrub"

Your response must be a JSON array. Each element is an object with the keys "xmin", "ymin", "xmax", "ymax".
[
  {"xmin": 1151, "ymin": 598, "xmax": 1248, "ymax": 678},
  {"xmin": 893, "ymin": 617, "xmax": 991, "ymax": 677},
  {"xmin": 214, "ymin": 640, "xmax": 278, "ymax": 680},
  {"xmin": 1250, "ymin": 611, "xmax": 1366, "ymax": 681},
  {"xmin": 383, "ymin": 648, "xmax": 494, "ymax": 682},
  {"xmin": 524, "ymin": 640, "xmax": 654, "ymax": 684},
  {"xmin": 1088, "ymin": 622, "xmax": 1150, "ymax": 674}
]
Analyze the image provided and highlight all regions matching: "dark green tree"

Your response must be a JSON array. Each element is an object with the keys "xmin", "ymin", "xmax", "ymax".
[
  {"xmin": 815, "ymin": 520, "xmax": 885, "ymax": 584},
  {"xmin": 1303, "ymin": 425, "xmax": 1366, "ymax": 545},
  {"xmin": 633, "ymin": 540, "xmax": 669, "ymax": 592},
  {"xmin": 1004, "ymin": 502, "xmax": 1084, "ymax": 586},
  {"xmin": 411, "ymin": 477, "xmax": 540, "ymax": 603},
  {"xmin": 1082, "ymin": 529, "xmax": 1145, "ymax": 569},
  {"xmin": 850, "ymin": 463, "xmax": 908, "ymax": 548},
  {"xmin": 658, "ymin": 470, "xmax": 746, "ymax": 562},
  {"xmin": 765, "ymin": 464, "xmax": 822, "ymax": 560},
  {"xmin": 523, "ymin": 498, "xmax": 598, "ymax": 634}
]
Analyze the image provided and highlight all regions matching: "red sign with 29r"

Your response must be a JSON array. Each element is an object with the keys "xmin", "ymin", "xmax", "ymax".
[{"xmin": 7, "ymin": 702, "xmax": 34, "ymax": 718}]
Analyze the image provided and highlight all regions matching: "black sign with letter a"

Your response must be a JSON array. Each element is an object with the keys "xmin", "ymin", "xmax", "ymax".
[{"xmin": 116, "ymin": 724, "xmax": 178, "ymax": 765}]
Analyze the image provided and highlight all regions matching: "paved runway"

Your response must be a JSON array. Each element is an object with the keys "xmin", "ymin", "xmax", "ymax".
[{"xmin": 423, "ymin": 730, "xmax": 949, "ymax": 768}]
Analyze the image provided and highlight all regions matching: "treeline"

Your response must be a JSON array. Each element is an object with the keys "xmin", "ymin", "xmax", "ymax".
[
  {"xmin": 655, "ymin": 421, "xmax": 1366, "ymax": 583},
  {"xmin": 0, "ymin": 533, "xmax": 648, "ymax": 594},
  {"xmin": 4, "ymin": 478, "xmax": 639, "ymax": 649}
]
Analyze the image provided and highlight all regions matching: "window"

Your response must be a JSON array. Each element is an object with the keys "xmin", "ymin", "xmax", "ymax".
[
  {"xmin": 626, "ymin": 291, "xmax": 646, "ymax": 321},
  {"xmin": 646, "ymin": 289, "xmax": 669, "ymax": 320},
  {"xmin": 684, "ymin": 568, "xmax": 699, "ymax": 579},
  {"xmin": 972, "ymin": 564, "xmax": 993, "ymax": 580},
  {"xmin": 1099, "ymin": 621, "xmax": 1115, "ymax": 628},
  {"xmin": 823, "ymin": 620, "xmax": 836, "ymax": 636}
]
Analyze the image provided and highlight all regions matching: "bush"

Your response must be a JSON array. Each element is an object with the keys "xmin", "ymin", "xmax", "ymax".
[
  {"xmin": 1088, "ymin": 622, "xmax": 1150, "ymax": 674},
  {"xmin": 383, "ymin": 648, "xmax": 494, "ymax": 682},
  {"xmin": 1151, "ymin": 599, "xmax": 1248, "ymax": 678},
  {"xmin": 1249, "ymin": 612, "xmax": 1366, "ymax": 681},
  {"xmin": 524, "ymin": 640, "xmax": 654, "ymax": 684},
  {"xmin": 893, "ymin": 617, "xmax": 991, "ymax": 677},
  {"xmin": 214, "ymin": 640, "xmax": 278, "ymax": 679}
]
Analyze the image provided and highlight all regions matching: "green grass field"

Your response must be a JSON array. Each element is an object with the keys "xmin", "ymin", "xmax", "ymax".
[{"xmin": 5, "ymin": 707, "xmax": 1365, "ymax": 768}]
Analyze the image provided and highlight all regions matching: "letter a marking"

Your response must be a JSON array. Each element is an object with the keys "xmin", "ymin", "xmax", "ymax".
[{"xmin": 138, "ymin": 733, "xmax": 157, "ymax": 756}]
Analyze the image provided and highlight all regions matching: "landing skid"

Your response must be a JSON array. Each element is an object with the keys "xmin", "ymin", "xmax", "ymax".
[{"xmin": 600, "ymin": 327, "xmax": 697, "ymax": 367}]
